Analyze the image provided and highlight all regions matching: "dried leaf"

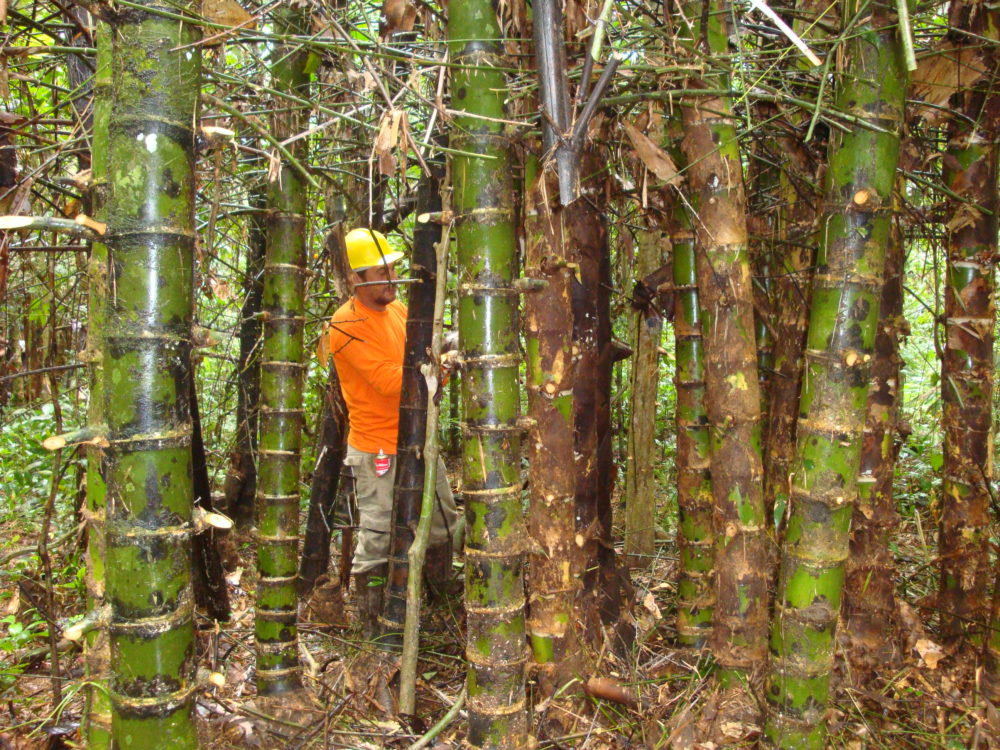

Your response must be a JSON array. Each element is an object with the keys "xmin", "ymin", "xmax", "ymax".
[
  {"xmin": 622, "ymin": 120, "xmax": 680, "ymax": 185},
  {"xmin": 209, "ymin": 275, "xmax": 232, "ymax": 301},
  {"xmin": 202, "ymin": 0, "xmax": 255, "ymax": 29},
  {"xmin": 914, "ymin": 637, "xmax": 945, "ymax": 669},
  {"xmin": 382, "ymin": 0, "xmax": 417, "ymax": 37},
  {"xmin": 642, "ymin": 591, "xmax": 662, "ymax": 620},
  {"xmin": 912, "ymin": 46, "xmax": 986, "ymax": 122},
  {"xmin": 374, "ymin": 109, "xmax": 403, "ymax": 176},
  {"xmin": 946, "ymin": 202, "xmax": 982, "ymax": 233},
  {"xmin": 225, "ymin": 566, "xmax": 243, "ymax": 586}
]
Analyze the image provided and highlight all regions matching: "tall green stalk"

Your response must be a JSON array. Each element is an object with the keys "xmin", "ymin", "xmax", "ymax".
[
  {"xmin": 103, "ymin": 3, "xmax": 200, "ymax": 746},
  {"xmin": 83, "ymin": 21, "xmax": 111, "ymax": 750},
  {"xmin": 449, "ymin": 0, "xmax": 527, "ymax": 745},
  {"xmin": 255, "ymin": 5, "xmax": 310, "ymax": 696},
  {"xmin": 676, "ymin": 0, "xmax": 769, "ymax": 675},
  {"xmin": 670, "ymin": 202, "xmax": 715, "ymax": 648},
  {"xmin": 765, "ymin": 0, "xmax": 907, "ymax": 744}
]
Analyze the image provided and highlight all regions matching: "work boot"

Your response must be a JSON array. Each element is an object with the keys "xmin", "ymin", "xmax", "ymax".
[{"xmin": 354, "ymin": 563, "xmax": 387, "ymax": 639}]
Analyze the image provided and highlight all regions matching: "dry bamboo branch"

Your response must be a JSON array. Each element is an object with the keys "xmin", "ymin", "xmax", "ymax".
[
  {"xmin": 398, "ymin": 220, "xmax": 450, "ymax": 716},
  {"xmin": 0, "ymin": 214, "xmax": 101, "ymax": 238}
]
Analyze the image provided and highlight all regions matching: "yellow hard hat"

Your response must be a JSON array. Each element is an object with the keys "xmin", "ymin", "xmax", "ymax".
[{"xmin": 345, "ymin": 228, "xmax": 404, "ymax": 272}]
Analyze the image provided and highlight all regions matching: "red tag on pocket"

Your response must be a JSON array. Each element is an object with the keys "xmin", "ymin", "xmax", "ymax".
[{"xmin": 375, "ymin": 449, "xmax": 390, "ymax": 477}]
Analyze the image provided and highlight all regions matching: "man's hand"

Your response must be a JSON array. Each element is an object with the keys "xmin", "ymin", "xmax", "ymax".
[{"xmin": 440, "ymin": 349, "xmax": 460, "ymax": 385}]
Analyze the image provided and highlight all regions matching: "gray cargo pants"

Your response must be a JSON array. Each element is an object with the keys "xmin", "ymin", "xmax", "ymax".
[{"xmin": 345, "ymin": 446, "xmax": 460, "ymax": 575}]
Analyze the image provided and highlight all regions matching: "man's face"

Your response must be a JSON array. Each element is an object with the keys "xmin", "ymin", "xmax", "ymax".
[{"xmin": 354, "ymin": 262, "xmax": 398, "ymax": 309}]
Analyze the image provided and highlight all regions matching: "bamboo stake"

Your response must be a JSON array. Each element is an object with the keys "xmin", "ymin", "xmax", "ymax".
[{"xmin": 398, "ymin": 219, "xmax": 449, "ymax": 716}]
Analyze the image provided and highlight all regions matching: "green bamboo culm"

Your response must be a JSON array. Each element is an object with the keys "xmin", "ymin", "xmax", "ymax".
[
  {"xmin": 82, "ymin": 20, "xmax": 112, "ymax": 750},
  {"xmin": 670, "ymin": 202, "xmax": 715, "ymax": 648},
  {"xmin": 103, "ymin": 3, "xmax": 201, "ymax": 747},
  {"xmin": 765, "ymin": 0, "xmax": 907, "ymax": 744},
  {"xmin": 255, "ymin": 4, "xmax": 310, "ymax": 696},
  {"xmin": 449, "ymin": 0, "xmax": 528, "ymax": 745}
]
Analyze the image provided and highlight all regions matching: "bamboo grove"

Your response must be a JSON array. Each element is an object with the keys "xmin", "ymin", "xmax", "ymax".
[{"xmin": 3, "ymin": 0, "xmax": 1000, "ymax": 748}]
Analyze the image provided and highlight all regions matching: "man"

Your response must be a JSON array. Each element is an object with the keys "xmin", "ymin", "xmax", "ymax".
[{"xmin": 319, "ymin": 228, "xmax": 460, "ymax": 632}]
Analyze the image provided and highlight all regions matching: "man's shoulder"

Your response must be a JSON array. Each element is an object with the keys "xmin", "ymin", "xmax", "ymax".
[
  {"xmin": 331, "ymin": 298, "xmax": 361, "ymax": 324},
  {"xmin": 389, "ymin": 300, "xmax": 407, "ymax": 318}
]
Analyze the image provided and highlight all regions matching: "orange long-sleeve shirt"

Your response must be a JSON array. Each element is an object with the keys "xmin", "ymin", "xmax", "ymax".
[{"xmin": 319, "ymin": 297, "xmax": 407, "ymax": 454}]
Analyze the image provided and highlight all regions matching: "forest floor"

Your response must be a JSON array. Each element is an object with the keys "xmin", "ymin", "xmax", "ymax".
[{"xmin": 1, "ymin": 464, "xmax": 998, "ymax": 748}]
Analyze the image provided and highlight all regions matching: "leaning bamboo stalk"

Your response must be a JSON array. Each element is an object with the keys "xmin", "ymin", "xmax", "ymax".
[{"xmin": 398, "ymin": 215, "xmax": 450, "ymax": 715}]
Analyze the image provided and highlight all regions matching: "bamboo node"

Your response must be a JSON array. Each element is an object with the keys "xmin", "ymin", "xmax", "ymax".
[
  {"xmin": 513, "ymin": 277, "xmax": 548, "ymax": 292},
  {"xmin": 516, "ymin": 415, "xmax": 537, "ymax": 430}
]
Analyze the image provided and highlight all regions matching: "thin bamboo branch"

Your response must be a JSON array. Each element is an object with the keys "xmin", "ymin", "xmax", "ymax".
[
  {"xmin": 406, "ymin": 686, "xmax": 467, "ymax": 750},
  {"xmin": 398, "ymin": 218, "xmax": 449, "ymax": 715}
]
